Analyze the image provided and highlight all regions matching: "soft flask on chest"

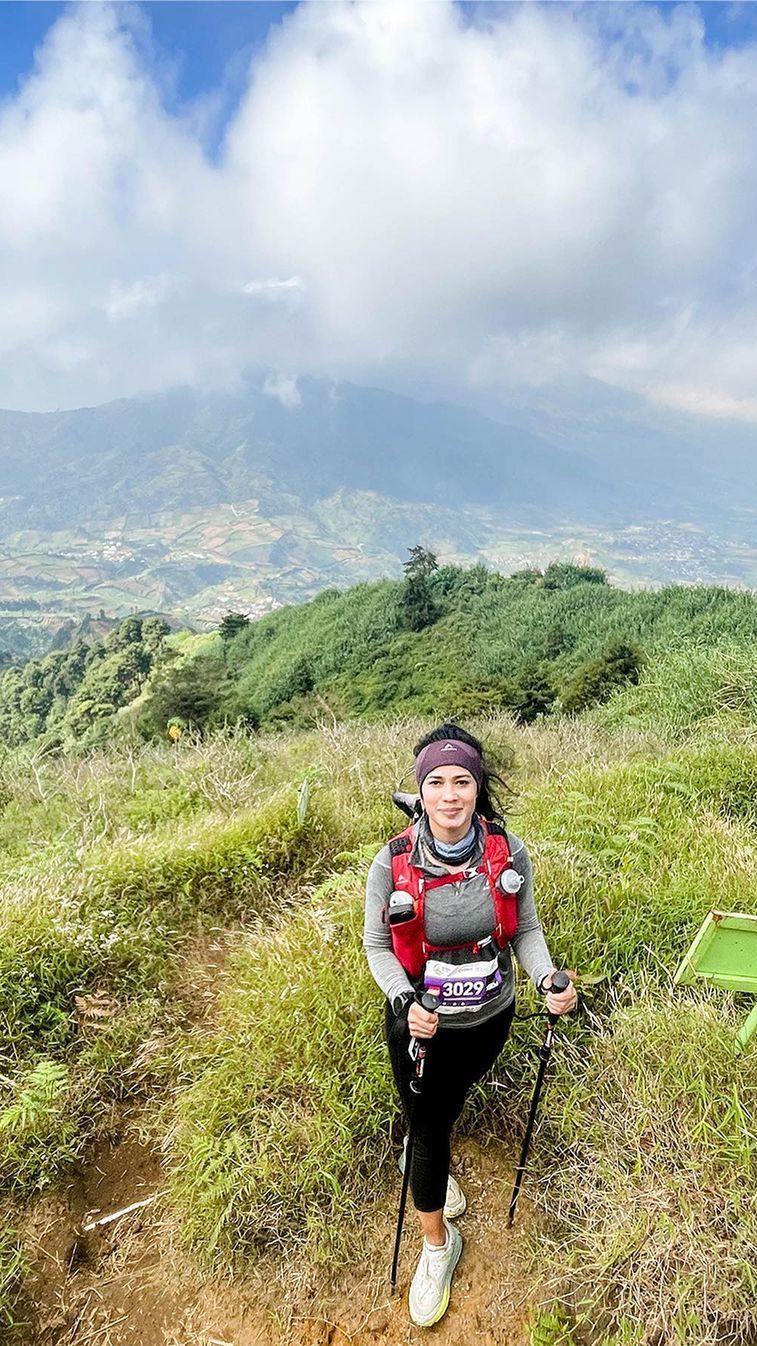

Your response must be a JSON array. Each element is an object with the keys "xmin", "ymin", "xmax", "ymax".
[
  {"xmin": 499, "ymin": 867, "xmax": 523, "ymax": 894},
  {"xmin": 388, "ymin": 891, "xmax": 415, "ymax": 924}
]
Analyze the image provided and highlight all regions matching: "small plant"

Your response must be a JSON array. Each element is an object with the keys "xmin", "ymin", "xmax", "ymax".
[
  {"xmin": 528, "ymin": 1305, "xmax": 577, "ymax": 1346},
  {"xmin": 0, "ymin": 1059, "xmax": 76, "ymax": 1192},
  {"xmin": 0, "ymin": 1226, "xmax": 25, "ymax": 1328}
]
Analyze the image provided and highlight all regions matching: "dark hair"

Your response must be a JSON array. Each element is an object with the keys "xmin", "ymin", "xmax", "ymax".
[{"xmin": 412, "ymin": 721, "xmax": 509, "ymax": 823}]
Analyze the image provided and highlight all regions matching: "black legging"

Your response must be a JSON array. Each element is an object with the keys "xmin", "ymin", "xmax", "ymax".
[{"xmin": 385, "ymin": 999, "xmax": 515, "ymax": 1213}]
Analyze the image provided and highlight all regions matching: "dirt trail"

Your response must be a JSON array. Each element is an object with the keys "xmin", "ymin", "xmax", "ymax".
[
  {"xmin": 19, "ymin": 1128, "xmax": 538, "ymax": 1346},
  {"xmin": 15, "ymin": 933, "xmax": 542, "ymax": 1346}
]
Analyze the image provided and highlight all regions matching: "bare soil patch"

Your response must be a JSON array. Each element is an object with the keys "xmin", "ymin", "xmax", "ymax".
[{"xmin": 17, "ymin": 1126, "xmax": 538, "ymax": 1346}]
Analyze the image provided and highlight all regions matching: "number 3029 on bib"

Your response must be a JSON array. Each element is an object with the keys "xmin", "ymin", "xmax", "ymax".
[{"xmin": 423, "ymin": 956, "xmax": 503, "ymax": 1012}]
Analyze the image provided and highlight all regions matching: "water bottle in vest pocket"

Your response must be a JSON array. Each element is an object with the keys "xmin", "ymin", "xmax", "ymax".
[{"xmin": 384, "ymin": 889, "xmax": 425, "ymax": 978}]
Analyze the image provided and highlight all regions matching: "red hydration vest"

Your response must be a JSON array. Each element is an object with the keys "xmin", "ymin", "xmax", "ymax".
[{"xmin": 385, "ymin": 817, "xmax": 519, "ymax": 979}]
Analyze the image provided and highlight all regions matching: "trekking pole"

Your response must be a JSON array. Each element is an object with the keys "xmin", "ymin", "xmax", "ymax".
[
  {"xmin": 390, "ymin": 991, "xmax": 439, "ymax": 1291},
  {"xmin": 507, "ymin": 969, "xmax": 571, "ymax": 1228}
]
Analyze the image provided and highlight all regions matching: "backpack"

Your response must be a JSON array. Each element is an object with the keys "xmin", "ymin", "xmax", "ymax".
[{"xmin": 384, "ymin": 817, "xmax": 520, "ymax": 978}]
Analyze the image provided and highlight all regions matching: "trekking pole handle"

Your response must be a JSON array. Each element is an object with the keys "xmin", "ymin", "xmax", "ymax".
[
  {"xmin": 408, "ymin": 992, "xmax": 439, "ymax": 1094},
  {"xmin": 544, "ymin": 969, "xmax": 571, "ymax": 1026},
  {"xmin": 548, "ymin": 970, "xmax": 571, "ymax": 993}
]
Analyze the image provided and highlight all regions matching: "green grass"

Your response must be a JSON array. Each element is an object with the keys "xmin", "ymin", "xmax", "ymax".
[
  {"xmin": 1, "ymin": 709, "xmax": 756, "ymax": 1342},
  {"xmin": 541, "ymin": 994, "xmax": 757, "ymax": 1345},
  {"xmin": 515, "ymin": 739, "xmax": 757, "ymax": 987},
  {"xmin": 0, "ymin": 716, "xmax": 439, "ymax": 1232},
  {"xmin": 0, "ymin": 1227, "xmax": 25, "ymax": 1330},
  {"xmin": 595, "ymin": 640, "xmax": 757, "ymax": 738},
  {"xmin": 160, "ymin": 720, "xmax": 757, "ymax": 1343},
  {"xmin": 0, "ymin": 741, "xmax": 358, "ymax": 1219},
  {"xmin": 166, "ymin": 868, "xmax": 391, "ymax": 1267}
]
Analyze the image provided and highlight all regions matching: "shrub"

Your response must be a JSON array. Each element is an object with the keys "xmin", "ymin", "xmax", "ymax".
[
  {"xmin": 541, "ymin": 563, "xmax": 608, "ymax": 590},
  {"xmin": 560, "ymin": 640, "xmax": 645, "ymax": 715},
  {"xmin": 501, "ymin": 664, "xmax": 557, "ymax": 724},
  {"xmin": 136, "ymin": 656, "xmax": 232, "ymax": 737}
]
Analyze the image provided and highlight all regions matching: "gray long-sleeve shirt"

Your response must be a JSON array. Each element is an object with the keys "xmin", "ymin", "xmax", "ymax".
[{"xmin": 363, "ymin": 817, "xmax": 554, "ymax": 1029}]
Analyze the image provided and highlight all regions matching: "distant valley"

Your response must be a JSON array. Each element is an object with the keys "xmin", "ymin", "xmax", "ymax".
[{"xmin": 1, "ymin": 378, "xmax": 755, "ymax": 657}]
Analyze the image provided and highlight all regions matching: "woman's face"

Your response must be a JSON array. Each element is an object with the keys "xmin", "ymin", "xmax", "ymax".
[{"xmin": 421, "ymin": 765, "xmax": 478, "ymax": 843}]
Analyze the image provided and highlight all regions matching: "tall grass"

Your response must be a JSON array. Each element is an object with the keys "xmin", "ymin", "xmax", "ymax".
[
  {"xmin": 163, "ymin": 722, "xmax": 757, "ymax": 1344},
  {"xmin": 596, "ymin": 641, "xmax": 757, "ymax": 739},
  {"xmin": 0, "ymin": 716, "xmax": 454, "ymax": 1245},
  {"xmin": 515, "ymin": 739, "xmax": 757, "ymax": 986},
  {"xmin": 540, "ymin": 993, "xmax": 757, "ymax": 1345},
  {"xmin": 0, "ymin": 758, "xmax": 359, "ymax": 1224},
  {"xmin": 165, "ymin": 869, "xmax": 391, "ymax": 1267},
  {"xmin": 2, "ymin": 709, "xmax": 757, "ymax": 1341}
]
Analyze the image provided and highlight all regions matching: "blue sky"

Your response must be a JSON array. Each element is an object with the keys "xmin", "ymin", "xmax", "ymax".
[
  {"xmin": 0, "ymin": 3, "xmax": 297, "ymax": 104},
  {"xmin": 4, "ymin": 2, "xmax": 757, "ymax": 106},
  {"xmin": 0, "ymin": 2, "xmax": 299, "ymax": 151},
  {"xmin": 1, "ymin": 1, "xmax": 757, "ymax": 421}
]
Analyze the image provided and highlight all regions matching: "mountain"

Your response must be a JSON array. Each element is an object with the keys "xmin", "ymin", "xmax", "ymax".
[
  {"xmin": 0, "ymin": 378, "xmax": 632, "ymax": 531},
  {"xmin": 0, "ymin": 378, "xmax": 755, "ymax": 644},
  {"xmin": 469, "ymin": 374, "xmax": 757, "ymax": 534}
]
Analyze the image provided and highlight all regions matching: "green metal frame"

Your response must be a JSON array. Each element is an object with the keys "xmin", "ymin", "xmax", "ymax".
[{"xmin": 673, "ymin": 910, "xmax": 757, "ymax": 1052}]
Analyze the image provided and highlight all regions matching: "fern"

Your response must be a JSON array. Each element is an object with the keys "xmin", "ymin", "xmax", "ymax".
[{"xmin": 0, "ymin": 1059, "xmax": 68, "ymax": 1137}]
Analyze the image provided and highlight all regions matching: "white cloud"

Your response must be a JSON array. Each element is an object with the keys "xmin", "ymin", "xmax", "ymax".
[
  {"xmin": 242, "ymin": 276, "xmax": 303, "ymax": 295},
  {"xmin": 0, "ymin": 0, "xmax": 756, "ymax": 426},
  {"xmin": 651, "ymin": 384, "xmax": 757, "ymax": 422},
  {"xmin": 105, "ymin": 275, "xmax": 174, "ymax": 321},
  {"xmin": 262, "ymin": 372, "xmax": 301, "ymax": 407},
  {"xmin": 241, "ymin": 275, "xmax": 305, "ymax": 314}
]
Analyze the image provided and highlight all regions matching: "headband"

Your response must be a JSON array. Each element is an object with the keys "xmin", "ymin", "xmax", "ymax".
[{"xmin": 414, "ymin": 740, "xmax": 483, "ymax": 789}]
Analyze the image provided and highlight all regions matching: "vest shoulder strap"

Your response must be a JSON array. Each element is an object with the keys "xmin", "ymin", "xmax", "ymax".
[{"xmin": 389, "ymin": 832, "xmax": 413, "ymax": 859}]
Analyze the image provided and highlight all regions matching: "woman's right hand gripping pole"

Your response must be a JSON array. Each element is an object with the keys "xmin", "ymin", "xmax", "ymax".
[{"xmin": 408, "ymin": 991, "xmax": 440, "ymax": 1040}]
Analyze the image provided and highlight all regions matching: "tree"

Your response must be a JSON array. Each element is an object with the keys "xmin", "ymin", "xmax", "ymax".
[
  {"xmin": 401, "ymin": 545, "xmax": 440, "ymax": 632},
  {"xmin": 542, "ymin": 621, "xmax": 574, "ymax": 660},
  {"xmin": 142, "ymin": 617, "xmax": 171, "ymax": 651},
  {"xmin": 403, "ymin": 546, "xmax": 438, "ymax": 582},
  {"xmin": 105, "ymin": 617, "xmax": 143, "ymax": 652},
  {"xmin": 541, "ymin": 562, "xmax": 608, "ymax": 590},
  {"xmin": 137, "ymin": 657, "xmax": 231, "ymax": 737},
  {"xmin": 268, "ymin": 655, "xmax": 314, "ymax": 708},
  {"xmin": 219, "ymin": 611, "xmax": 250, "ymax": 642},
  {"xmin": 500, "ymin": 664, "xmax": 556, "ymax": 724}
]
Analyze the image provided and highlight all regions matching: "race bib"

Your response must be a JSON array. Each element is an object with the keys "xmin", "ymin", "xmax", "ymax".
[{"xmin": 424, "ymin": 955, "xmax": 502, "ymax": 1014}]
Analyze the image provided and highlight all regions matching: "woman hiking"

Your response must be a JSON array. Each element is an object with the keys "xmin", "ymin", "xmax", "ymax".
[{"xmin": 363, "ymin": 722, "xmax": 577, "ymax": 1327}]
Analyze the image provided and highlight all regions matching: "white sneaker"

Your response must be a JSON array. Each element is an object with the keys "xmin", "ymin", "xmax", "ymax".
[
  {"xmin": 398, "ymin": 1137, "xmax": 467, "ymax": 1219},
  {"xmin": 408, "ymin": 1218, "xmax": 463, "ymax": 1327}
]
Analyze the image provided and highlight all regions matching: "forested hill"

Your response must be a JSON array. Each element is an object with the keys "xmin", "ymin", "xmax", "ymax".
[{"xmin": 3, "ymin": 560, "xmax": 757, "ymax": 751}]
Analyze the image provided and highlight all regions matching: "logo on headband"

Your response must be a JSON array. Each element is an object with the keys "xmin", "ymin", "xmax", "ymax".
[{"xmin": 441, "ymin": 743, "xmax": 455, "ymax": 751}]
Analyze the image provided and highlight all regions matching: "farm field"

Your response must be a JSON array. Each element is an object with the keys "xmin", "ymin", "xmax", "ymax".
[{"xmin": 2, "ymin": 500, "xmax": 757, "ymax": 664}]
